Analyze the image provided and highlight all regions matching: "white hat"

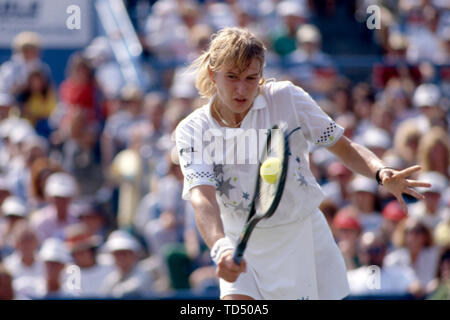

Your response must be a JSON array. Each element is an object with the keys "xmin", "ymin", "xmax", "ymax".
[
  {"xmin": 413, "ymin": 84, "xmax": 441, "ymax": 108},
  {"xmin": 45, "ymin": 172, "xmax": 78, "ymax": 198},
  {"xmin": 416, "ymin": 171, "xmax": 447, "ymax": 194},
  {"xmin": 277, "ymin": 1, "xmax": 308, "ymax": 17},
  {"xmin": 0, "ymin": 93, "xmax": 15, "ymax": 107},
  {"xmin": 39, "ymin": 238, "xmax": 71, "ymax": 263},
  {"xmin": 362, "ymin": 127, "xmax": 391, "ymax": 150},
  {"xmin": 105, "ymin": 231, "xmax": 141, "ymax": 253},
  {"xmin": 1, "ymin": 196, "xmax": 28, "ymax": 218},
  {"xmin": 349, "ymin": 175, "xmax": 379, "ymax": 194},
  {"xmin": 9, "ymin": 121, "xmax": 35, "ymax": 145},
  {"xmin": 296, "ymin": 24, "xmax": 321, "ymax": 43}
]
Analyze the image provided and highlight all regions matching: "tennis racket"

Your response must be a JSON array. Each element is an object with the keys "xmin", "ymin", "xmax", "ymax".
[{"xmin": 232, "ymin": 123, "xmax": 296, "ymax": 265}]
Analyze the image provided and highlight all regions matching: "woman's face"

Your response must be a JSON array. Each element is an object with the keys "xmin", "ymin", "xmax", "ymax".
[
  {"xmin": 212, "ymin": 58, "xmax": 262, "ymax": 118},
  {"xmin": 29, "ymin": 73, "xmax": 45, "ymax": 92}
]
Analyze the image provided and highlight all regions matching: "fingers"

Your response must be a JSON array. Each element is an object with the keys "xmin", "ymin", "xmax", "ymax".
[
  {"xmin": 394, "ymin": 165, "xmax": 422, "ymax": 178},
  {"xmin": 403, "ymin": 187, "xmax": 425, "ymax": 200},
  {"xmin": 216, "ymin": 250, "xmax": 246, "ymax": 283},
  {"xmin": 395, "ymin": 194, "xmax": 408, "ymax": 215},
  {"xmin": 406, "ymin": 179, "xmax": 432, "ymax": 188}
]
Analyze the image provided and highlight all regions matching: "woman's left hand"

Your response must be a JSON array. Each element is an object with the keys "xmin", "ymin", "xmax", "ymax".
[{"xmin": 379, "ymin": 165, "xmax": 431, "ymax": 214}]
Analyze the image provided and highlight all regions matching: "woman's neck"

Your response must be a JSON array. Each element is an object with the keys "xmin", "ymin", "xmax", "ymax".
[{"xmin": 212, "ymin": 99, "xmax": 247, "ymax": 128}]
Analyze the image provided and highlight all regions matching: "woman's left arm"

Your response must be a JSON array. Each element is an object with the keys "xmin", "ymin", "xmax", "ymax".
[{"xmin": 327, "ymin": 135, "xmax": 431, "ymax": 213}]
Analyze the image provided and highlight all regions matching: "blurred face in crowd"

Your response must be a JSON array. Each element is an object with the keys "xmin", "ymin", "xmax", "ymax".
[
  {"xmin": 21, "ymin": 45, "xmax": 40, "ymax": 62},
  {"xmin": 72, "ymin": 248, "xmax": 96, "ymax": 269},
  {"xmin": 45, "ymin": 261, "xmax": 65, "ymax": 284},
  {"xmin": 29, "ymin": 72, "xmax": 47, "ymax": 93},
  {"xmin": 72, "ymin": 62, "xmax": 91, "ymax": 83},
  {"xmin": 428, "ymin": 142, "xmax": 448, "ymax": 175},
  {"xmin": 211, "ymin": 58, "xmax": 262, "ymax": 120},
  {"xmin": 360, "ymin": 242, "xmax": 386, "ymax": 267},
  {"xmin": 112, "ymin": 250, "xmax": 137, "ymax": 275},
  {"xmin": 6, "ymin": 215, "xmax": 26, "ymax": 233},
  {"xmin": 350, "ymin": 191, "xmax": 376, "ymax": 213},
  {"xmin": 405, "ymin": 226, "xmax": 427, "ymax": 253},
  {"xmin": 423, "ymin": 191, "xmax": 441, "ymax": 213},
  {"xmin": 16, "ymin": 231, "xmax": 39, "ymax": 258},
  {"xmin": 123, "ymin": 99, "xmax": 143, "ymax": 117},
  {"xmin": 50, "ymin": 196, "xmax": 72, "ymax": 220}
]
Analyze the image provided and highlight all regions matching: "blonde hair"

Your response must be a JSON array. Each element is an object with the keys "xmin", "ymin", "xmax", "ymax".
[
  {"xmin": 190, "ymin": 27, "xmax": 266, "ymax": 98},
  {"xmin": 394, "ymin": 119, "xmax": 422, "ymax": 163},
  {"xmin": 417, "ymin": 127, "xmax": 450, "ymax": 173}
]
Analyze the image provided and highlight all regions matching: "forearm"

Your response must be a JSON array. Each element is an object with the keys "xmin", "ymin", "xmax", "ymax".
[
  {"xmin": 328, "ymin": 136, "xmax": 385, "ymax": 180},
  {"xmin": 190, "ymin": 186, "xmax": 226, "ymax": 249}
]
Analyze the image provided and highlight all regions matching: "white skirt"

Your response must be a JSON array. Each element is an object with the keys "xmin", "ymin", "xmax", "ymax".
[{"xmin": 220, "ymin": 209, "xmax": 350, "ymax": 300}]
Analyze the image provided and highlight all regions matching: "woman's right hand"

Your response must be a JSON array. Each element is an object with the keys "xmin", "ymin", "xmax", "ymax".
[{"xmin": 216, "ymin": 249, "xmax": 247, "ymax": 282}]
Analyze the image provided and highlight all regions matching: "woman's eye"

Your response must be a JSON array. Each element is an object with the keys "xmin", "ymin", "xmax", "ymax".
[{"xmin": 227, "ymin": 75, "xmax": 237, "ymax": 79}]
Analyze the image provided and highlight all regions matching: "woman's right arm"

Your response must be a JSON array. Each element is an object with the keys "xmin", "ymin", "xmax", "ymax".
[{"xmin": 190, "ymin": 185, "xmax": 246, "ymax": 282}]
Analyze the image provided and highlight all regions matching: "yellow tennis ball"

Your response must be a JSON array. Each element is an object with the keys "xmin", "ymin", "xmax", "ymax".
[{"xmin": 260, "ymin": 157, "xmax": 281, "ymax": 184}]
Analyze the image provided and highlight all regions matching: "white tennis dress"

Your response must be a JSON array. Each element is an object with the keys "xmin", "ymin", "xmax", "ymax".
[{"xmin": 175, "ymin": 80, "xmax": 350, "ymax": 299}]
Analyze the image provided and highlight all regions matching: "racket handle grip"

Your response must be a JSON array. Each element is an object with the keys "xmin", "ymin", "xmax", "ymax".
[{"xmin": 232, "ymin": 246, "xmax": 244, "ymax": 265}]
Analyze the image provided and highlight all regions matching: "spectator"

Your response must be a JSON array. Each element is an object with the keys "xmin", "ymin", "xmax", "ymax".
[
  {"xmin": 0, "ymin": 31, "xmax": 52, "ymax": 96},
  {"xmin": 332, "ymin": 207, "xmax": 362, "ymax": 271},
  {"xmin": 285, "ymin": 24, "xmax": 336, "ymax": 95},
  {"xmin": 28, "ymin": 157, "xmax": 63, "ymax": 211},
  {"xmin": 347, "ymin": 176, "xmax": 383, "ymax": 233},
  {"xmin": 101, "ymin": 84, "xmax": 146, "ymax": 168},
  {"xmin": 347, "ymin": 231, "xmax": 419, "ymax": 296},
  {"xmin": 393, "ymin": 120, "xmax": 422, "ymax": 168},
  {"xmin": 0, "ymin": 196, "xmax": 29, "ymax": 257},
  {"xmin": 20, "ymin": 69, "xmax": 57, "ymax": 138},
  {"xmin": 417, "ymin": 127, "xmax": 449, "ymax": 179},
  {"xmin": 59, "ymin": 53, "xmax": 102, "ymax": 125},
  {"xmin": 101, "ymin": 231, "xmax": 154, "ymax": 298},
  {"xmin": 321, "ymin": 161, "xmax": 353, "ymax": 208},
  {"xmin": 35, "ymin": 238, "xmax": 72, "ymax": 298},
  {"xmin": 30, "ymin": 172, "xmax": 80, "ymax": 241},
  {"xmin": 385, "ymin": 218, "xmax": 441, "ymax": 292},
  {"xmin": 380, "ymin": 200, "xmax": 407, "ymax": 253},
  {"xmin": 411, "ymin": 84, "xmax": 446, "ymax": 133},
  {"xmin": 408, "ymin": 171, "xmax": 449, "ymax": 229},
  {"xmin": 3, "ymin": 221, "xmax": 44, "ymax": 280},
  {"xmin": 427, "ymin": 247, "xmax": 450, "ymax": 300},
  {"xmin": 3, "ymin": 221, "xmax": 44, "ymax": 299},
  {"xmin": 64, "ymin": 223, "xmax": 113, "ymax": 297},
  {"xmin": 271, "ymin": 0, "xmax": 308, "ymax": 57}
]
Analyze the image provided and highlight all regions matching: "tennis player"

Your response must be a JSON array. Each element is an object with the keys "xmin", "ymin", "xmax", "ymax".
[{"xmin": 175, "ymin": 27, "xmax": 430, "ymax": 300}]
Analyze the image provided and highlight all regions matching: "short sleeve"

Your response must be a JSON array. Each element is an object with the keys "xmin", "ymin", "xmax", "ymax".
[
  {"xmin": 175, "ymin": 120, "xmax": 216, "ymax": 200},
  {"xmin": 288, "ymin": 83, "xmax": 344, "ymax": 147}
]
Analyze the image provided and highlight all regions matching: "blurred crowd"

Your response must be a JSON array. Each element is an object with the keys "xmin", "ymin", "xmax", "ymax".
[{"xmin": 0, "ymin": 0, "xmax": 449, "ymax": 300}]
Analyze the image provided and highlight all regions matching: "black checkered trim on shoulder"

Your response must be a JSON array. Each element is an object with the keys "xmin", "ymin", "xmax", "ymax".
[
  {"xmin": 316, "ymin": 122, "xmax": 337, "ymax": 144},
  {"xmin": 186, "ymin": 172, "xmax": 215, "ymax": 182}
]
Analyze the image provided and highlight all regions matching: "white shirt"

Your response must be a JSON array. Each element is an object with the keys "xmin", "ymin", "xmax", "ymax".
[
  {"xmin": 3, "ymin": 252, "xmax": 44, "ymax": 280},
  {"xmin": 175, "ymin": 80, "xmax": 344, "ymax": 235},
  {"xmin": 65, "ymin": 263, "xmax": 114, "ymax": 298},
  {"xmin": 384, "ymin": 247, "xmax": 440, "ymax": 287},
  {"xmin": 347, "ymin": 264, "xmax": 417, "ymax": 295}
]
